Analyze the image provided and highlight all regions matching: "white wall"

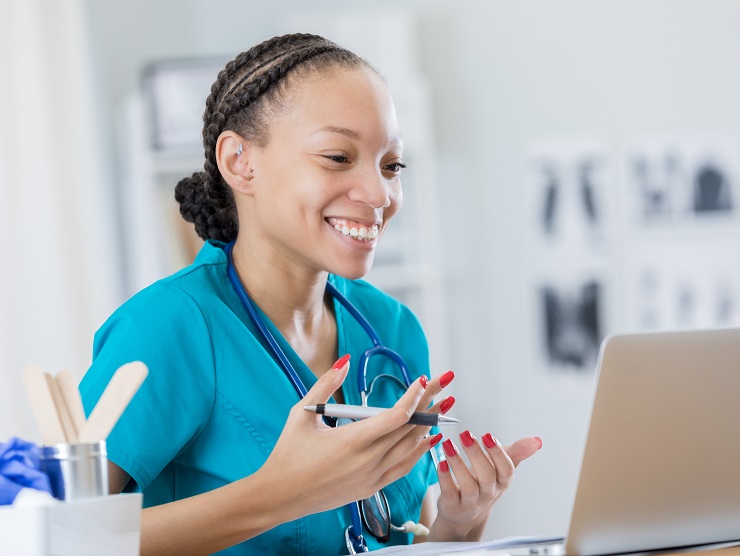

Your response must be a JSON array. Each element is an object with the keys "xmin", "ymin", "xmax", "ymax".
[
  {"xmin": 0, "ymin": 0, "xmax": 120, "ymax": 444},
  {"xmin": 424, "ymin": 1, "xmax": 740, "ymax": 538},
  {"xmin": 70, "ymin": 0, "xmax": 740, "ymax": 540}
]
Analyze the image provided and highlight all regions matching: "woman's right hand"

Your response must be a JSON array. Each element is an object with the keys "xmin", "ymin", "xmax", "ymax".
[{"xmin": 261, "ymin": 355, "xmax": 441, "ymax": 518}]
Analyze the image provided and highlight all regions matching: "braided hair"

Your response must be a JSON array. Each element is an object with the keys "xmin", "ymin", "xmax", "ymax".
[{"xmin": 174, "ymin": 34, "xmax": 374, "ymax": 242}]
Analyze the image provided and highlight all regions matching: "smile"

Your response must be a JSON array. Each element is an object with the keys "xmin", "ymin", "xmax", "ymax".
[{"xmin": 326, "ymin": 218, "xmax": 379, "ymax": 242}]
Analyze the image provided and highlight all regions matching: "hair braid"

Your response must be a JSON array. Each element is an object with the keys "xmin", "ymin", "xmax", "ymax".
[{"xmin": 175, "ymin": 34, "xmax": 372, "ymax": 242}]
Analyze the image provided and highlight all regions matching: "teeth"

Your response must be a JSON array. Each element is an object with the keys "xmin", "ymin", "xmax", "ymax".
[{"xmin": 332, "ymin": 221, "xmax": 379, "ymax": 241}]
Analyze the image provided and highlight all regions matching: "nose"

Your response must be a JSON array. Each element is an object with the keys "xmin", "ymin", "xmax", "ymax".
[{"xmin": 347, "ymin": 168, "xmax": 391, "ymax": 209}]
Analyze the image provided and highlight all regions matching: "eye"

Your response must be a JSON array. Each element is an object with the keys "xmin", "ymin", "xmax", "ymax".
[
  {"xmin": 384, "ymin": 162, "xmax": 407, "ymax": 173},
  {"xmin": 323, "ymin": 154, "xmax": 350, "ymax": 164}
]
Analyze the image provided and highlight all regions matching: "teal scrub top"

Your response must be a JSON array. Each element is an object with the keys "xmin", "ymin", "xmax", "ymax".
[{"xmin": 80, "ymin": 240, "xmax": 438, "ymax": 555}]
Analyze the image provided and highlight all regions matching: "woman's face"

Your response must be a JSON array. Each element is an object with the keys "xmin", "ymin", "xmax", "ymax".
[{"xmin": 246, "ymin": 66, "xmax": 404, "ymax": 280}]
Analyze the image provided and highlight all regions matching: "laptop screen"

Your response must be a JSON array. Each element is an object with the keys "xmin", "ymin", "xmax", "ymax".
[{"xmin": 566, "ymin": 328, "xmax": 740, "ymax": 555}]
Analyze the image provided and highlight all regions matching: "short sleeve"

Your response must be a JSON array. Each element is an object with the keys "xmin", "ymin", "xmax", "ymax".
[{"xmin": 79, "ymin": 283, "xmax": 216, "ymax": 490}]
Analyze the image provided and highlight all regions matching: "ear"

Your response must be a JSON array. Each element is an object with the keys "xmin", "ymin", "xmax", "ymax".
[{"xmin": 215, "ymin": 130, "xmax": 256, "ymax": 196}]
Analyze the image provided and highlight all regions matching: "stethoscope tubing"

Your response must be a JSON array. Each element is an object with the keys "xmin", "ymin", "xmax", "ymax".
[
  {"xmin": 225, "ymin": 243, "xmax": 308, "ymax": 398},
  {"xmin": 225, "ymin": 241, "xmax": 411, "ymax": 552}
]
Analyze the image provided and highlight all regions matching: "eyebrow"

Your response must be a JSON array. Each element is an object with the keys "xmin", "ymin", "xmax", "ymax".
[
  {"xmin": 315, "ymin": 125, "xmax": 403, "ymax": 147},
  {"xmin": 317, "ymin": 126, "xmax": 362, "ymax": 140}
]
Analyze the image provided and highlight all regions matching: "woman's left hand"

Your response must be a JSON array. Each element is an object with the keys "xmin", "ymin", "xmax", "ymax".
[{"xmin": 428, "ymin": 432, "xmax": 542, "ymax": 542}]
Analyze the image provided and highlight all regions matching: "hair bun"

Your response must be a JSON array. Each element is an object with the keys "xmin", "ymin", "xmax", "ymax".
[{"xmin": 175, "ymin": 172, "xmax": 237, "ymax": 242}]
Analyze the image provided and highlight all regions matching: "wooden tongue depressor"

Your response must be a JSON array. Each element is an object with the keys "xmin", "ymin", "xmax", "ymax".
[
  {"xmin": 45, "ymin": 372, "xmax": 78, "ymax": 443},
  {"xmin": 55, "ymin": 370, "xmax": 87, "ymax": 436},
  {"xmin": 22, "ymin": 366, "xmax": 68, "ymax": 445},
  {"xmin": 78, "ymin": 361, "xmax": 148, "ymax": 444}
]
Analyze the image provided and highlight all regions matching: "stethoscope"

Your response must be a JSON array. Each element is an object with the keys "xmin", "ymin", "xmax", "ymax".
[{"xmin": 224, "ymin": 241, "xmax": 428, "ymax": 553}]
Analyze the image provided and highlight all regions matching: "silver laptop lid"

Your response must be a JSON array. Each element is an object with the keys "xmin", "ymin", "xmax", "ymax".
[{"xmin": 565, "ymin": 328, "xmax": 740, "ymax": 556}]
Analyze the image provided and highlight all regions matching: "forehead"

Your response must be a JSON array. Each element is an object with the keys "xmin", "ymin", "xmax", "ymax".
[{"xmin": 271, "ymin": 66, "xmax": 401, "ymax": 147}]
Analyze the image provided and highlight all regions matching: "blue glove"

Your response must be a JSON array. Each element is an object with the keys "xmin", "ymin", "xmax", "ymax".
[{"xmin": 0, "ymin": 437, "xmax": 53, "ymax": 505}]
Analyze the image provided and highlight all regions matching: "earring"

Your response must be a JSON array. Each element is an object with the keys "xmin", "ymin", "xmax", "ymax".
[
  {"xmin": 247, "ymin": 168, "xmax": 254, "ymax": 181},
  {"xmin": 236, "ymin": 143, "xmax": 243, "ymax": 156}
]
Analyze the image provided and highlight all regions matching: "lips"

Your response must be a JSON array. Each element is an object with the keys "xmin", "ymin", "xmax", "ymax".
[{"xmin": 325, "ymin": 217, "xmax": 379, "ymax": 241}]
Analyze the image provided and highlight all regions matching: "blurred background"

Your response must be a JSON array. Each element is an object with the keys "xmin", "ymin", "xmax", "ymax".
[{"xmin": 3, "ymin": 0, "xmax": 740, "ymax": 541}]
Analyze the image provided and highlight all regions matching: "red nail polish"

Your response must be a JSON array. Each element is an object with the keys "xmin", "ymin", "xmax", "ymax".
[
  {"xmin": 460, "ymin": 430, "xmax": 475, "ymax": 448},
  {"xmin": 442, "ymin": 439, "xmax": 458, "ymax": 458},
  {"xmin": 439, "ymin": 460, "xmax": 449, "ymax": 473},
  {"xmin": 439, "ymin": 396, "xmax": 455, "ymax": 414},
  {"xmin": 419, "ymin": 375, "xmax": 428, "ymax": 389},
  {"xmin": 331, "ymin": 354, "xmax": 351, "ymax": 370},
  {"xmin": 439, "ymin": 370, "xmax": 455, "ymax": 388},
  {"xmin": 536, "ymin": 436, "xmax": 543, "ymax": 449},
  {"xmin": 482, "ymin": 433, "xmax": 496, "ymax": 449},
  {"xmin": 429, "ymin": 433, "xmax": 443, "ymax": 448}
]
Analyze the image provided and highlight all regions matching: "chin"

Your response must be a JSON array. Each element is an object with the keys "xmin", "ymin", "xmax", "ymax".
[
  {"xmin": 334, "ymin": 267, "xmax": 371, "ymax": 281},
  {"xmin": 331, "ymin": 257, "xmax": 374, "ymax": 281}
]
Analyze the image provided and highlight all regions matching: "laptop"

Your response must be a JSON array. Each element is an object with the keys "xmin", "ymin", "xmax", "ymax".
[
  {"xmin": 545, "ymin": 327, "xmax": 740, "ymax": 555},
  {"xmin": 373, "ymin": 328, "xmax": 740, "ymax": 556}
]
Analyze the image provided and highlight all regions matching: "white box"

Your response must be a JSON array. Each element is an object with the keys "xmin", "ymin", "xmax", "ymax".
[{"xmin": 0, "ymin": 493, "xmax": 141, "ymax": 556}]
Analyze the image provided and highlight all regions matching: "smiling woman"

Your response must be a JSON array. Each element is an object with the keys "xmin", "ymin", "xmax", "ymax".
[{"xmin": 79, "ymin": 33, "xmax": 541, "ymax": 556}]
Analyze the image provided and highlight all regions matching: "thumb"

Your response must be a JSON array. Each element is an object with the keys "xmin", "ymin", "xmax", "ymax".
[
  {"xmin": 300, "ymin": 354, "xmax": 351, "ymax": 406},
  {"xmin": 505, "ymin": 436, "xmax": 543, "ymax": 468}
]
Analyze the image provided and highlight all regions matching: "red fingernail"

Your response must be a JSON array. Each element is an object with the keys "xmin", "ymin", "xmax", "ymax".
[
  {"xmin": 419, "ymin": 375, "xmax": 428, "ymax": 389},
  {"xmin": 460, "ymin": 430, "xmax": 475, "ymax": 448},
  {"xmin": 331, "ymin": 354, "xmax": 351, "ymax": 370},
  {"xmin": 442, "ymin": 439, "xmax": 458, "ymax": 458},
  {"xmin": 439, "ymin": 370, "xmax": 455, "ymax": 388},
  {"xmin": 439, "ymin": 396, "xmax": 455, "ymax": 414},
  {"xmin": 439, "ymin": 460, "xmax": 449, "ymax": 473},
  {"xmin": 536, "ymin": 436, "xmax": 543, "ymax": 449},
  {"xmin": 429, "ymin": 433, "xmax": 443, "ymax": 448},
  {"xmin": 482, "ymin": 433, "xmax": 496, "ymax": 449}
]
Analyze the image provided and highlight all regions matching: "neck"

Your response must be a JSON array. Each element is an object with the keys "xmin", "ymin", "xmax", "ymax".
[{"xmin": 230, "ymin": 237, "xmax": 330, "ymax": 337}]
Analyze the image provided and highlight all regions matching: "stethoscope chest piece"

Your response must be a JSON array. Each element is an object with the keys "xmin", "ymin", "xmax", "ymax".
[{"xmin": 345, "ymin": 524, "xmax": 368, "ymax": 554}]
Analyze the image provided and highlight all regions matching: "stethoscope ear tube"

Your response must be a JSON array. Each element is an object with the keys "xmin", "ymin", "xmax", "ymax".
[{"xmin": 358, "ymin": 345, "xmax": 413, "ymax": 397}]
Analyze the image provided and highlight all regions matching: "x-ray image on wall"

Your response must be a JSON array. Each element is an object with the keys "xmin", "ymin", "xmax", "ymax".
[
  {"xmin": 624, "ymin": 243, "xmax": 740, "ymax": 331},
  {"xmin": 526, "ymin": 141, "xmax": 613, "ymax": 253},
  {"xmin": 626, "ymin": 136, "xmax": 740, "ymax": 225},
  {"xmin": 538, "ymin": 277, "xmax": 604, "ymax": 373}
]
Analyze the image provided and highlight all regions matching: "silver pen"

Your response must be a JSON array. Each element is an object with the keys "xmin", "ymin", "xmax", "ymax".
[{"xmin": 304, "ymin": 404, "xmax": 460, "ymax": 426}]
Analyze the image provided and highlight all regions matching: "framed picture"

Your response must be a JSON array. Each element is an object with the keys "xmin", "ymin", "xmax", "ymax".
[
  {"xmin": 625, "ymin": 135, "xmax": 740, "ymax": 226},
  {"xmin": 525, "ymin": 139, "xmax": 614, "ymax": 255}
]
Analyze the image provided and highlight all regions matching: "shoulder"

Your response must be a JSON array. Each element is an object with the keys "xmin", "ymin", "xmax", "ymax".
[
  {"xmin": 93, "ymin": 241, "xmax": 229, "ymax": 349},
  {"xmin": 111, "ymin": 241, "xmax": 227, "ymax": 316}
]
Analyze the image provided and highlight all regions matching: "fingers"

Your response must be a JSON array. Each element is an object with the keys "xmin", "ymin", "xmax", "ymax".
[
  {"xmin": 479, "ymin": 433, "xmax": 516, "ymax": 488},
  {"xmin": 375, "ymin": 370, "xmax": 456, "ymax": 449},
  {"xmin": 438, "ymin": 432, "xmax": 544, "ymax": 498},
  {"xmin": 350, "ymin": 375, "xmax": 428, "ymax": 440},
  {"xmin": 379, "ymin": 432, "xmax": 443, "ymax": 487},
  {"xmin": 428, "ymin": 395, "xmax": 456, "ymax": 416},
  {"xmin": 504, "ymin": 436, "xmax": 543, "ymax": 468},
  {"xmin": 440, "ymin": 438, "xmax": 481, "ymax": 498},
  {"xmin": 436, "ymin": 457, "xmax": 459, "ymax": 503},
  {"xmin": 416, "ymin": 370, "xmax": 455, "ymax": 413}
]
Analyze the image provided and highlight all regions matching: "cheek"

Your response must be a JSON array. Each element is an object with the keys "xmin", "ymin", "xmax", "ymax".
[{"xmin": 387, "ymin": 183, "xmax": 403, "ymax": 219}]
